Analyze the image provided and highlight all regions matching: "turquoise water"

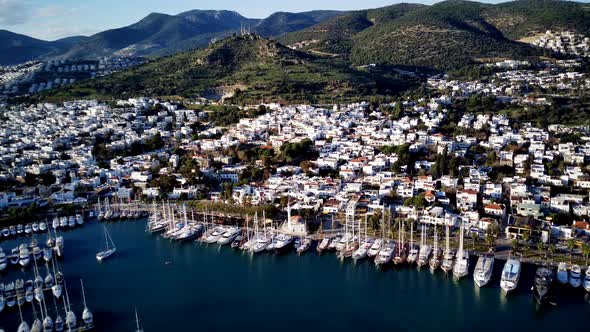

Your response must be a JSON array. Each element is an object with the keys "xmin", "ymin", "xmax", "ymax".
[{"xmin": 1, "ymin": 219, "xmax": 589, "ymax": 331}]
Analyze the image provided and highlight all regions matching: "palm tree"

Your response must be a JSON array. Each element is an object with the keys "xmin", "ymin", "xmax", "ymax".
[
  {"xmin": 511, "ymin": 239, "xmax": 519, "ymax": 255},
  {"xmin": 582, "ymin": 242, "xmax": 590, "ymax": 265},
  {"xmin": 566, "ymin": 239, "xmax": 576, "ymax": 263},
  {"xmin": 536, "ymin": 242, "xmax": 545, "ymax": 260},
  {"xmin": 470, "ymin": 231, "xmax": 478, "ymax": 250},
  {"xmin": 548, "ymin": 244, "xmax": 556, "ymax": 261}
]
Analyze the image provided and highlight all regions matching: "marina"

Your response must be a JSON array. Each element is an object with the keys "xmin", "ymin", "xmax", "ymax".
[{"xmin": 0, "ymin": 217, "xmax": 589, "ymax": 331}]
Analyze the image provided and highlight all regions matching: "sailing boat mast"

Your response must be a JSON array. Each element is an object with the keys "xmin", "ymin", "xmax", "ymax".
[
  {"xmin": 458, "ymin": 220, "xmax": 464, "ymax": 259},
  {"xmin": 445, "ymin": 224, "xmax": 450, "ymax": 255}
]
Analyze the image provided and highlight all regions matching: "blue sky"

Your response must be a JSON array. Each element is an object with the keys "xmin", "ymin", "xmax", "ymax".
[{"xmin": 0, "ymin": 0, "xmax": 588, "ymax": 41}]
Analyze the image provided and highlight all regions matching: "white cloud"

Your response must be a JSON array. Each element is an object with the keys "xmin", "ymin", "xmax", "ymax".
[{"xmin": 0, "ymin": 0, "xmax": 31, "ymax": 25}]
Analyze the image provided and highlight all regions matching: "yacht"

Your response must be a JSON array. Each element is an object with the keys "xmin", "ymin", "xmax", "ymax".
[
  {"xmin": 453, "ymin": 222, "xmax": 469, "ymax": 279},
  {"xmin": 55, "ymin": 236, "xmax": 64, "ymax": 258},
  {"xmin": 250, "ymin": 234, "xmax": 271, "ymax": 254},
  {"xmin": 296, "ymin": 238, "xmax": 312, "ymax": 254},
  {"xmin": 43, "ymin": 316, "xmax": 53, "ymax": 332},
  {"xmin": 556, "ymin": 262, "xmax": 569, "ymax": 284},
  {"xmin": 406, "ymin": 222, "xmax": 418, "ymax": 264},
  {"xmin": 569, "ymin": 265, "xmax": 582, "ymax": 288},
  {"xmin": 67, "ymin": 216, "xmax": 76, "ymax": 228},
  {"xmin": 25, "ymin": 224, "xmax": 32, "ymax": 234},
  {"xmin": 32, "ymin": 246, "xmax": 42, "ymax": 261},
  {"xmin": 39, "ymin": 222, "xmax": 47, "ymax": 232},
  {"xmin": 352, "ymin": 239, "xmax": 373, "ymax": 261},
  {"xmin": 0, "ymin": 287, "xmax": 4, "ymax": 313},
  {"xmin": 0, "ymin": 248, "xmax": 6, "ymax": 271},
  {"xmin": 583, "ymin": 268, "xmax": 590, "ymax": 292},
  {"xmin": 32, "ymin": 223, "xmax": 39, "ymax": 232},
  {"xmin": 19, "ymin": 244, "xmax": 31, "ymax": 267},
  {"xmin": 393, "ymin": 221, "xmax": 407, "ymax": 265},
  {"xmin": 11, "ymin": 247, "xmax": 19, "ymax": 265},
  {"xmin": 25, "ymin": 280, "xmax": 34, "ymax": 302},
  {"xmin": 96, "ymin": 226, "xmax": 116, "ymax": 261},
  {"xmin": 335, "ymin": 233, "xmax": 352, "ymax": 252},
  {"xmin": 217, "ymin": 227, "xmax": 240, "ymax": 245},
  {"xmin": 17, "ymin": 224, "xmax": 24, "ymax": 234},
  {"xmin": 533, "ymin": 267, "xmax": 554, "ymax": 304},
  {"xmin": 43, "ymin": 247, "xmax": 53, "ymax": 262},
  {"xmin": 500, "ymin": 259, "xmax": 521, "ymax": 294},
  {"xmin": 10, "ymin": 225, "xmax": 17, "ymax": 236},
  {"xmin": 375, "ymin": 240, "xmax": 395, "ymax": 267},
  {"xmin": 204, "ymin": 227, "xmax": 225, "ymax": 244},
  {"xmin": 59, "ymin": 217, "xmax": 67, "ymax": 228},
  {"xmin": 5, "ymin": 282, "xmax": 16, "ymax": 307},
  {"xmin": 474, "ymin": 254, "xmax": 494, "ymax": 287},
  {"xmin": 316, "ymin": 237, "xmax": 331, "ymax": 254},
  {"xmin": 176, "ymin": 224, "xmax": 203, "ymax": 242},
  {"xmin": 52, "ymin": 217, "xmax": 59, "ymax": 230},
  {"xmin": 1, "ymin": 228, "xmax": 9, "ymax": 237},
  {"xmin": 367, "ymin": 238, "xmax": 383, "ymax": 258},
  {"xmin": 273, "ymin": 233, "xmax": 294, "ymax": 253},
  {"xmin": 55, "ymin": 315, "xmax": 64, "ymax": 331},
  {"xmin": 76, "ymin": 214, "xmax": 84, "ymax": 225},
  {"xmin": 327, "ymin": 235, "xmax": 341, "ymax": 251}
]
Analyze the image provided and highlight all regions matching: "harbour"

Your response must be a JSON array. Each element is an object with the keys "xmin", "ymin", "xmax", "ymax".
[{"xmin": 1, "ymin": 218, "xmax": 590, "ymax": 331}]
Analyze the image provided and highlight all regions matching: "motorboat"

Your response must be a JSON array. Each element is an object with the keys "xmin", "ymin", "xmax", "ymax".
[
  {"xmin": 569, "ymin": 265, "xmax": 582, "ymax": 288},
  {"xmin": 204, "ymin": 227, "xmax": 225, "ymax": 244},
  {"xmin": 375, "ymin": 240, "xmax": 395, "ymax": 267},
  {"xmin": 500, "ymin": 259, "xmax": 521, "ymax": 294},
  {"xmin": 76, "ymin": 214, "xmax": 84, "ymax": 225},
  {"xmin": 533, "ymin": 266, "xmax": 554, "ymax": 304},
  {"xmin": 367, "ymin": 238, "xmax": 383, "ymax": 258},
  {"xmin": 474, "ymin": 254, "xmax": 494, "ymax": 288},
  {"xmin": 19, "ymin": 244, "xmax": 31, "ymax": 267},
  {"xmin": 296, "ymin": 238, "xmax": 312, "ymax": 254},
  {"xmin": 32, "ymin": 223, "xmax": 39, "ymax": 232},
  {"xmin": 556, "ymin": 262, "xmax": 569, "ymax": 284},
  {"xmin": 217, "ymin": 227, "xmax": 240, "ymax": 245},
  {"xmin": 0, "ymin": 248, "xmax": 6, "ymax": 271},
  {"xmin": 352, "ymin": 238, "xmax": 373, "ymax": 261},
  {"xmin": 273, "ymin": 233, "xmax": 294, "ymax": 253},
  {"xmin": 583, "ymin": 267, "xmax": 590, "ymax": 292},
  {"xmin": 39, "ymin": 222, "xmax": 47, "ymax": 232}
]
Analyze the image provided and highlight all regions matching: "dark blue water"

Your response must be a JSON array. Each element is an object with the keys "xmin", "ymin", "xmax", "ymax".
[{"xmin": 1, "ymin": 219, "xmax": 589, "ymax": 331}]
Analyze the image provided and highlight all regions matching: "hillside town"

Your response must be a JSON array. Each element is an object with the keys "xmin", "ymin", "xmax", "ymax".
[{"xmin": 1, "ymin": 60, "xmax": 589, "ymax": 256}]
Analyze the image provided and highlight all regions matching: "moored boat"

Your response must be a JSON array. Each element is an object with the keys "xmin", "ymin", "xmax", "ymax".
[
  {"xmin": 569, "ymin": 265, "xmax": 582, "ymax": 288},
  {"xmin": 533, "ymin": 266, "xmax": 554, "ymax": 304},
  {"xmin": 500, "ymin": 258, "xmax": 521, "ymax": 294},
  {"xmin": 556, "ymin": 262, "xmax": 569, "ymax": 284},
  {"xmin": 474, "ymin": 254, "xmax": 494, "ymax": 288}
]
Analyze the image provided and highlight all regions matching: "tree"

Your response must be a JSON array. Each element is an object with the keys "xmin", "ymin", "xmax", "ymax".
[
  {"xmin": 536, "ymin": 242, "xmax": 545, "ymax": 260},
  {"xmin": 566, "ymin": 239, "xmax": 576, "ymax": 263},
  {"xmin": 511, "ymin": 239, "xmax": 519, "ymax": 255},
  {"xmin": 548, "ymin": 244, "xmax": 556, "ymax": 261},
  {"xmin": 582, "ymin": 243, "xmax": 590, "ymax": 265}
]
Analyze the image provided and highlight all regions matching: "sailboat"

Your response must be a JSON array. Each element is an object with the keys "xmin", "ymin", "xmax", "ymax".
[
  {"xmin": 417, "ymin": 225, "xmax": 431, "ymax": 268},
  {"xmin": 393, "ymin": 220, "xmax": 407, "ymax": 265},
  {"xmin": 80, "ymin": 279, "xmax": 94, "ymax": 326},
  {"xmin": 452, "ymin": 220, "xmax": 469, "ymax": 279},
  {"xmin": 441, "ymin": 225, "xmax": 454, "ymax": 273},
  {"xmin": 429, "ymin": 225, "xmax": 442, "ymax": 271},
  {"xmin": 135, "ymin": 308, "xmax": 144, "ymax": 332},
  {"xmin": 407, "ymin": 222, "xmax": 418, "ymax": 264},
  {"xmin": 96, "ymin": 226, "xmax": 117, "ymax": 261},
  {"xmin": 474, "ymin": 254, "xmax": 494, "ymax": 288}
]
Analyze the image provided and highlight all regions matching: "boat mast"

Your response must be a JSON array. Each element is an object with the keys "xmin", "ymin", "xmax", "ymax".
[
  {"xmin": 80, "ymin": 279, "xmax": 88, "ymax": 309},
  {"xmin": 445, "ymin": 224, "xmax": 450, "ymax": 255},
  {"xmin": 410, "ymin": 221, "xmax": 413, "ymax": 249},
  {"xmin": 458, "ymin": 220, "xmax": 464, "ymax": 259}
]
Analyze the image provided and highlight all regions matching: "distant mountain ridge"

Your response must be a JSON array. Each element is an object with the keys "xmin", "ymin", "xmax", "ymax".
[{"xmin": 0, "ymin": 10, "xmax": 342, "ymax": 65}]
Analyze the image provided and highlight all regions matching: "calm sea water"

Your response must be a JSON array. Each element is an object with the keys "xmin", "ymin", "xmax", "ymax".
[{"xmin": 1, "ymin": 219, "xmax": 589, "ymax": 331}]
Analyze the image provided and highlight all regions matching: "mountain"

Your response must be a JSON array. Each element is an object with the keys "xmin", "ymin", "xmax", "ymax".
[
  {"xmin": 281, "ymin": 0, "xmax": 590, "ymax": 70},
  {"xmin": 39, "ymin": 35, "xmax": 416, "ymax": 103},
  {"xmin": 0, "ymin": 30, "xmax": 89, "ymax": 65},
  {"xmin": 0, "ymin": 9, "xmax": 343, "ymax": 64}
]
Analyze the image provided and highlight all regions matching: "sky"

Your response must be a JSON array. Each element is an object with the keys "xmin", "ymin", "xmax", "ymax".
[{"xmin": 0, "ymin": 0, "xmax": 588, "ymax": 41}]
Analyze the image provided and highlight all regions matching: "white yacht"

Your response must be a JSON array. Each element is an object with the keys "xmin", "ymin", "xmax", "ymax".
[
  {"xmin": 204, "ymin": 227, "xmax": 225, "ymax": 244},
  {"xmin": 296, "ymin": 238, "xmax": 312, "ymax": 254},
  {"xmin": 32, "ymin": 223, "xmax": 39, "ymax": 232},
  {"xmin": 583, "ymin": 268, "xmax": 590, "ymax": 292},
  {"xmin": 96, "ymin": 226, "xmax": 116, "ymax": 261},
  {"xmin": 367, "ymin": 238, "xmax": 383, "ymax": 258},
  {"xmin": 39, "ymin": 222, "xmax": 47, "ymax": 232},
  {"xmin": 52, "ymin": 217, "xmax": 60, "ymax": 230},
  {"xmin": 352, "ymin": 238, "xmax": 373, "ymax": 261},
  {"xmin": 500, "ymin": 259, "xmax": 521, "ymax": 294},
  {"xmin": 375, "ymin": 240, "xmax": 395, "ymax": 267},
  {"xmin": 316, "ymin": 237, "xmax": 331, "ymax": 254},
  {"xmin": 217, "ymin": 227, "xmax": 240, "ymax": 245},
  {"xmin": 569, "ymin": 265, "xmax": 582, "ymax": 288},
  {"xmin": 417, "ymin": 225, "xmax": 431, "ymax": 268},
  {"xmin": 429, "ymin": 225, "xmax": 442, "ymax": 271},
  {"xmin": 76, "ymin": 214, "xmax": 84, "ymax": 225},
  {"xmin": 0, "ymin": 248, "xmax": 6, "ymax": 271},
  {"xmin": 335, "ymin": 233, "xmax": 352, "ymax": 252},
  {"xmin": 474, "ymin": 254, "xmax": 494, "ymax": 287},
  {"xmin": 250, "ymin": 234, "xmax": 271, "ymax": 254},
  {"xmin": 19, "ymin": 244, "xmax": 31, "ymax": 267},
  {"xmin": 556, "ymin": 262, "xmax": 569, "ymax": 284},
  {"xmin": 273, "ymin": 233, "xmax": 294, "ymax": 253}
]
